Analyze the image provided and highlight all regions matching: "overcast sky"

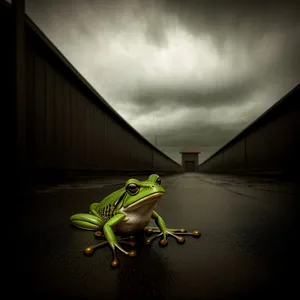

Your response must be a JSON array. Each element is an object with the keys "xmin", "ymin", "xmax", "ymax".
[{"xmin": 25, "ymin": 0, "xmax": 300, "ymax": 164}]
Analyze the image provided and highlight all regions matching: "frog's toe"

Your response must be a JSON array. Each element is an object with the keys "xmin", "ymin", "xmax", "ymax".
[
  {"xmin": 115, "ymin": 243, "xmax": 137, "ymax": 257},
  {"xmin": 109, "ymin": 248, "xmax": 136, "ymax": 268},
  {"xmin": 145, "ymin": 232, "xmax": 163, "ymax": 245},
  {"xmin": 108, "ymin": 243, "xmax": 137, "ymax": 268},
  {"xmin": 83, "ymin": 240, "xmax": 108, "ymax": 255},
  {"xmin": 165, "ymin": 228, "xmax": 189, "ymax": 234},
  {"xmin": 192, "ymin": 230, "xmax": 201, "ymax": 237},
  {"xmin": 168, "ymin": 229, "xmax": 201, "ymax": 238},
  {"xmin": 128, "ymin": 250, "xmax": 137, "ymax": 257},
  {"xmin": 165, "ymin": 229, "xmax": 201, "ymax": 243},
  {"xmin": 159, "ymin": 239, "xmax": 168, "ymax": 246},
  {"xmin": 94, "ymin": 231, "xmax": 103, "ymax": 237},
  {"xmin": 111, "ymin": 258, "xmax": 119, "ymax": 268},
  {"xmin": 166, "ymin": 231, "xmax": 185, "ymax": 244},
  {"xmin": 145, "ymin": 229, "xmax": 201, "ymax": 246},
  {"xmin": 145, "ymin": 227, "xmax": 188, "ymax": 234}
]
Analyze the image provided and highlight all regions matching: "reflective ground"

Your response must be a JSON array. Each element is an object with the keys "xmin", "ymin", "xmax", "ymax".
[{"xmin": 19, "ymin": 173, "xmax": 300, "ymax": 299}]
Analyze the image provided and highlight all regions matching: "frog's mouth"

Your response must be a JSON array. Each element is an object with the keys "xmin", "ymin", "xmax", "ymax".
[{"xmin": 123, "ymin": 192, "xmax": 164, "ymax": 211}]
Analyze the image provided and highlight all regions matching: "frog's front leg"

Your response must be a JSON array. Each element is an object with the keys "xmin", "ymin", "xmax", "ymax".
[
  {"xmin": 145, "ymin": 211, "xmax": 201, "ymax": 246},
  {"xmin": 102, "ymin": 214, "xmax": 137, "ymax": 267}
]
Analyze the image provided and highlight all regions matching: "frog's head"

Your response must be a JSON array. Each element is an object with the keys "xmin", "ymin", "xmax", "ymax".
[{"xmin": 122, "ymin": 174, "xmax": 165, "ymax": 210}]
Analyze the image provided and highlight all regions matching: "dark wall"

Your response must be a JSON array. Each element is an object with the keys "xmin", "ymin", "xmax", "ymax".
[
  {"xmin": 181, "ymin": 153, "xmax": 198, "ymax": 172},
  {"xmin": 1, "ymin": 0, "xmax": 14, "ymax": 163},
  {"xmin": 199, "ymin": 84, "xmax": 300, "ymax": 178},
  {"xmin": 4, "ymin": 1, "xmax": 181, "ymax": 181}
]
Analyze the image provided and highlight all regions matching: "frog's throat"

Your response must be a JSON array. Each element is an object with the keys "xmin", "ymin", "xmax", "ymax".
[{"xmin": 123, "ymin": 192, "xmax": 164, "ymax": 211}]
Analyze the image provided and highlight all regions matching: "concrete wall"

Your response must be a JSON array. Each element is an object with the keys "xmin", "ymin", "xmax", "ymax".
[
  {"xmin": 198, "ymin": 84, "xmax": 300, "ymax": 179},
  {"xmin": 4, "ymin": 1, "xmax": 181, "ymax": 182}
]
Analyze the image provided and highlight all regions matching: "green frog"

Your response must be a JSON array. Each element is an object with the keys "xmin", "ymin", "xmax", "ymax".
[{"xmin": 70, "ymin": 174, "xmax": 200, "ymax": 267}]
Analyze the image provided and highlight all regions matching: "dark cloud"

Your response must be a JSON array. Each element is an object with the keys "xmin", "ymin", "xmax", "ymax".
[
  {"xmin": 145, "ymin": 21, "xmax": 169, "ymax": 48},
  {"xmin": 25, "ymin": 0, "xmax": 300, "ymax": 164},
  {"xmin": 153, "ymin": 119, "xmax": 250, "ymax": 148},
  {"xmin": 159, "ymin": 0, "xmax": 300, "ymax": 39},
  {"xmin": 129, "ymin": 0, "xmax": 300, "ymax": 110},
  {"xmin": 131, "ymin": 77, "xmax": 258, "ymax": 113}
]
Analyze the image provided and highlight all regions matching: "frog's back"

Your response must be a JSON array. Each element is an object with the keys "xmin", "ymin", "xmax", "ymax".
[{"xmin": 96, "ymin": 186, "xmax": 125, "ymax": 210}]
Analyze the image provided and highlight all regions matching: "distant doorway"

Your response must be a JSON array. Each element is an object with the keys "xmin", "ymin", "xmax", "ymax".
[{"xmin": 185, "ymin": 161, "xmax": 195, "ymax": 172}]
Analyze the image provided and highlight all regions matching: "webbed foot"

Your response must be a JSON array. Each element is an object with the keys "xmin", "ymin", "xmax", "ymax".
[
  {"xmin": 109, "ymin": 238, "xmax": 137, "ymax": 268},
  {"xmin": 83, "ymin": 213, "xmax": 139, "ymax": 267},
  {"xmin": 144, "ymin": 227, "xmax": 201, "ymax": 246},
  {"xmin": 83, "ymin": 234, "xmax": 137, "ymax": 267}
]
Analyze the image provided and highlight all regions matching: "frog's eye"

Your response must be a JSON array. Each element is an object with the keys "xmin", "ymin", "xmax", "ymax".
[
  {"xmin": 126, "ymin": 183, "xmax": 139, "ymax": 195},
  {"xmin": 156, "ymin": 178, "xmax": 161, "ymax": 185}
]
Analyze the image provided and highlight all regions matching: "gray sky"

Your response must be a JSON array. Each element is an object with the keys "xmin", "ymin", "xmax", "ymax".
[{"xmin": 26, "ymin": 0, "xmax": 300, "ymax": 164}]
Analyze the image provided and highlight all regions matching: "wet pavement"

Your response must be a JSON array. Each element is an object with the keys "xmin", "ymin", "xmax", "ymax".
[{"xmin": 19, "ymin": 173, "xmax": 300, "ymax": 299}]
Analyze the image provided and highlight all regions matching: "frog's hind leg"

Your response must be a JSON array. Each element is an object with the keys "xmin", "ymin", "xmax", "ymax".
[{"xmin": 70, "ymin": 213, "xmax": 105, "ymax": 231}]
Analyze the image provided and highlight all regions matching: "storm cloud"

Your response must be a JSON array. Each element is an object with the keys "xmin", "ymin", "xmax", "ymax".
[{"xmin": 26, "ymin": 0, "xmax": 300, "ymax": 164}]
